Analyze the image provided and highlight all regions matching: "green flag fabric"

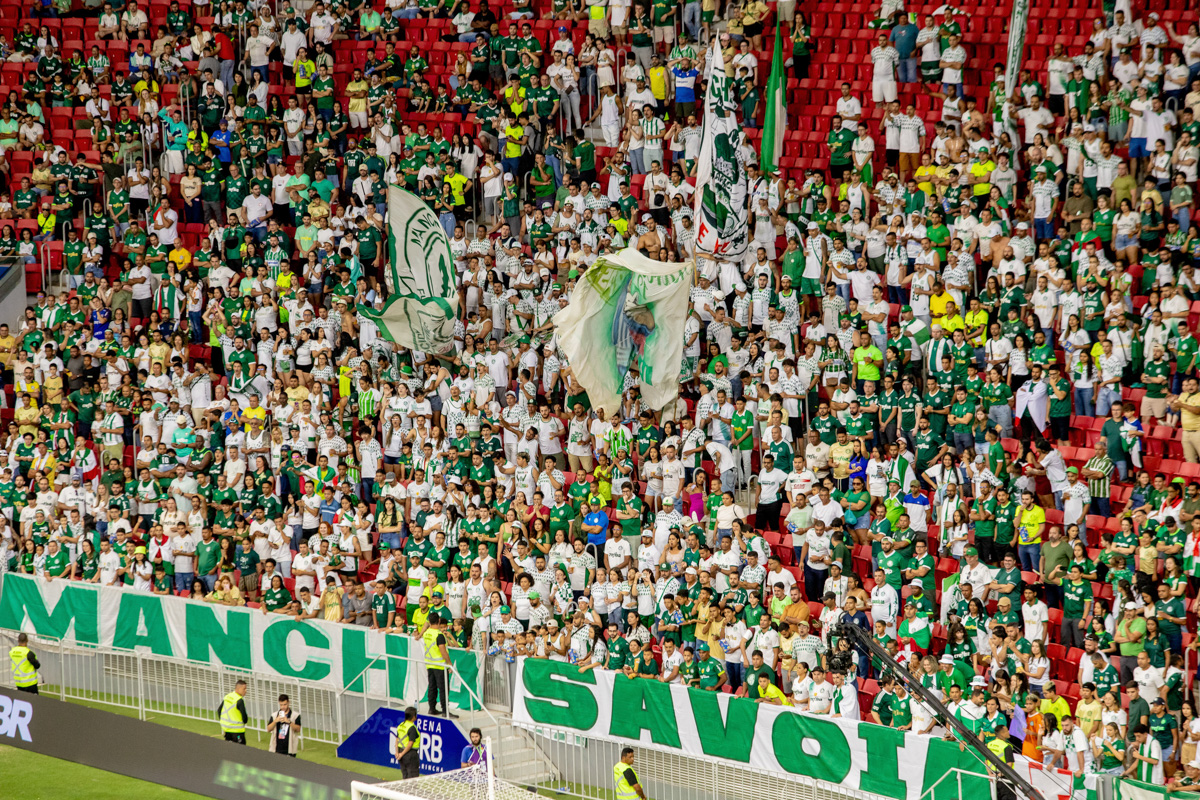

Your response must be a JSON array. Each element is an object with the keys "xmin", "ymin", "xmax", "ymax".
[
  {"xmin": 552, "ymin": 248, "xmax": 693, "ymax": 414},
  {"xmin": 1001, "ymin": 0, "xmax": 1029, "ymax": 138},
  {"xmin": 693, "ymin": 37, "xmax": 749, "ymax": 261},
  {"xmin": 760, "ymin": 20, "xmax": 787, "ymax": 175},
  {"xmin": 358, "ymin": 184, "xmax": 459, "ymax": 354}
]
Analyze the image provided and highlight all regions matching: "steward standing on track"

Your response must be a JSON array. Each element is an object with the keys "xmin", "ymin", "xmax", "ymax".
[
  {"xmin": 219, "ymin": 679, "xmax": 250, "ymax": 744},
  {"xmin": 614, "ymin": 747, "xmax": 647, "ymax": 800},
  {"xmin": 394, "ymin": 706, "xmax": 421, "ymax": 779},
  {"xmin": 10, "ymin": 633, "xmax": 40, "ymax": 694}
]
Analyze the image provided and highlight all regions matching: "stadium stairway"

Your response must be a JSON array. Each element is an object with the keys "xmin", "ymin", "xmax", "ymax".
[{"xmin": 462, "ymin": 711, "xmax": 559, "ymax": 789}]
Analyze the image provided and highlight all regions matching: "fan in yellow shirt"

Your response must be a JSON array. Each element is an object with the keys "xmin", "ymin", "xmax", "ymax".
[
  {"xmin": 754, "ymin": 674, "xmax": 793, "ymax": 705},
  {"xmin": 914, "ymin": 157, "xmax": 938, "ymax": 197}
]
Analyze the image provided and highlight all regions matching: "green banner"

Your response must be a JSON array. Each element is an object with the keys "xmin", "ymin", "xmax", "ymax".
[
  {"xmin": 760, "ymin": 19, "xmax": 787, "ymax": 175},
  {"xmin": 1001, "ymin": 0, "xmax": 1029, "ymax": 138},
  {"xmin": 358, "ymin": 184, "xmax": 459, "ymax": 354},
  {"xmin": 512, "ymin": 659, "xmax": 989, "ymax": 800},
  {"xmin": 0, "ymin": 574, "xmax": 481, "ymax": 706},
  {"xmin": 1118, "ymin": 779, "xmax": 1200, "ymax": 800}
]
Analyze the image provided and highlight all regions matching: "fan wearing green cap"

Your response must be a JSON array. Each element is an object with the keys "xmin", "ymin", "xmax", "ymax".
[
  {"xmin": 694, "ymin": 641, "xmax": 726, "ymax": 691},
  {"xmin": 427, "ymin": 588, "xmax": 450, "ymax": 630},
  {"xmin": 495, "ymin": 605, "xmax": 523, "ymax": 636}
]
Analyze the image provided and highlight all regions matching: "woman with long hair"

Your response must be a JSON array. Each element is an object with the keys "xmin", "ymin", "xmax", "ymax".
[
  {"xmin": 1181, "ymin": 700, "xmax": 1200, "ymax": 766},
  {"xmin": 945, "ymin": 622, "xmax": 978, "ymax": 673},
  {"xmin": 1091, "ymin": 722, "xmax": 1126, "ymax": 775},
  {"xmin": 964, "ymin": 597, "xmax": 990, "ymax": 655},
  {"xmin": 1100, "ymin": 689, "xmax": 1128, "ymax": 738},
  {"xmin": 790, "ymin": 12, "xmax": 811, "ymax": 81},
  {"xmin": 1041, "ymin": 712, "xmax": 1064, "ymax": 768},
  {"xmin": 1114, "ymin": 198, "xmax": 1140, "ymax": 265},
  {"xmin": 1026, "ymin": 639, "xmax": 1051, "ymax": 695}
]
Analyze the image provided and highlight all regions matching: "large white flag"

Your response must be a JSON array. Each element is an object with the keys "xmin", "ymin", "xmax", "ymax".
[
  {"xmin": 693, "ymin": 38, "xmax": 750, "ymax": 261},
  {"xmin": 552, "ymin": 249, "xmax": 692, "ymax": 415},
  {"xmin": 357, "ymin": 184, "xmax": 459, "ymax": 354}
]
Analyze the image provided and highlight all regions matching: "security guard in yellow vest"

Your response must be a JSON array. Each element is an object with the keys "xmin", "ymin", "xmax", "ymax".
[
  {"xmin": 393, "ymin": 705, "xmax": 420, "ymax": 779},
  {"xmin": 36, "ymin": 205, "xmax": 56, "ymax": 239},
  {"xmin": 614, "ymin": 747, "xmax": 647, "ymax": 800},
  {"xmin": 422, "ymin": 608, "xmax": 456, "ymax": 718},
  {"xmin": 985, "ymin": 721, "xmax": 1016, "ymax": 800},
  {"xmin": 10, "ymin": 633, "xmax": 40, "ymax": 694},
  {"xmin": 218, "ymin": 679, "xmax": 249, "ymax": 744}
]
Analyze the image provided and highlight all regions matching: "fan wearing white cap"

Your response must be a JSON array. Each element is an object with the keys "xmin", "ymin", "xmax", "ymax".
[
  {"xmin": 636, "ymin": 214, "xmax": 663, "ymax": 260},
  {"xmin": 1175, "ymin": 758, "xmax": 1200, "ymax": 788},
  {"xmin": 937, "ymin": 652, "xmax": 971, "ymax": 700}
]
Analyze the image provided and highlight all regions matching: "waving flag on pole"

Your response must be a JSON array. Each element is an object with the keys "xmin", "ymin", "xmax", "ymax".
[
  {"xmin": 760, "ymin": 20, "xmax": 787, "ymax": 175},
  {"xmin": 357, "ymin": 185, "xmax": 459, "ymax": 355},
  {"xmin": 693, "ymin": 37, "xmax": 749, "ymax": 261},
  {"xmin": 552, "ymin": 249, "xmax": 693, "ymax": 415}
]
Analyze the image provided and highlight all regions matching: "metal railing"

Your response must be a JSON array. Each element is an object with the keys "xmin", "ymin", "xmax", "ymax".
[
  {"xmin": 0, "ymin": 628, "xmax": 498, "ymax": 751},
  {"xmin": 516, "ymin": 721, "xmax": 917, "ymax": 800},
  {"xmin": 584, "ymin": 71, "xmax": 599, "ymax": 124},
  {"xmin": 481, "ymin": 653, "xmax": 515, "ymax": 711},
  {"xmin": 38, "ymin": 240, "xmax": 52, "ymax": 294},
  {"xmin": 918, "ymin": 768, "xmax": 996, "ymax": 800}
]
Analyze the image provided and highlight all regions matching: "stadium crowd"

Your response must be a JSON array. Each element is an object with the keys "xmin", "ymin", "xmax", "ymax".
[{"xmin": 1, "ymin": 0, "xmax": 1200, "ymax": 788}]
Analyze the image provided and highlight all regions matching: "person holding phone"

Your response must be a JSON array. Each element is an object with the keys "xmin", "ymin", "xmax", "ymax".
[{"xmin": 266, "ymin": 694, "xmax": 302, "ymax": 756}]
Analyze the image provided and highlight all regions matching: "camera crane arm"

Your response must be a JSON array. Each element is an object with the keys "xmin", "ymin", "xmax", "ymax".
[{"xmin": 832, "ymin": 620, "xmax": 1045, "ymax": 800}]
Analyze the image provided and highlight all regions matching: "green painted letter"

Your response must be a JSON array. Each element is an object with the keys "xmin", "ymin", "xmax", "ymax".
[
  {"xmin": 772, "ymin": 711, "xmax": 852, "ymax": 784},
  {"xmin": 687, "ymin": 690, "xmax": 758, "ymax": 763},
  {"xmin": 184, "ymin": 603, "xmax": 252, "ymax": 669},
  {"xmin": 262, "ymin": 620, "xmax": 331, "ymax": 681},
  {"xmin": 609, "ymin": 675, "xmax": 680, "ymax": 747},
  {"xmin": 520, "ymin": 659, "xmax": 598, "ymax": 731},
  {"xmin": 858, "ymin": 722, "xmax": 907, "ymax": 800},
  {"xmin": 341, "ymin": 628, "xmax": 408, "ymax": 698},
  {"xmin": 112, "ymin": 593, "xmax": 174, "ymax": 656}
]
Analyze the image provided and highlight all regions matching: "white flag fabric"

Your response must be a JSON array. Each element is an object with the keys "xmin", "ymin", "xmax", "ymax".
[
  {"xmin": 552, "ymin": 249, "xmax": 693, "ymax": 415},
  {"xmin": 358, "ymin": 184, "xmax": 459, "ymax": 354},
  {"xmin": 693, "ymin": 37, "xmax": 749, "ymax": 261}
]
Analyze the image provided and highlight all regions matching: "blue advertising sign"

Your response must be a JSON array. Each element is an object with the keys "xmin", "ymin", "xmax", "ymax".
[{"xmin": 337, "ymin": 708, "xmax": 471, "ymax": 776}]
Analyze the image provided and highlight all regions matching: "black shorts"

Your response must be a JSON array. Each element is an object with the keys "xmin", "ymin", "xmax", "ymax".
[
  {"xmin": 1050, "ymin": 415, "xmax": 1070, "ymax": 442},
  {"xmin": 885, "ymin": 149, "xmax": 899, "ymax": 167},
  {"xmin": 744, "ymin": 21, "xmax": 763, "ymax": 37}
]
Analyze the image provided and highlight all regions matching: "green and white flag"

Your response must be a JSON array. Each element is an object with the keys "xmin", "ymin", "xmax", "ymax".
[
  {"xmin": 1001, "ymin": 0, "xmax": 1029, "ymax": 139},
  {"xmin": 1118, "ymin": 779, "xmax": 1198, "ymax": 800},
  {"xmin": 693, "ymin": 37, "xmax": 749, "ymax": 261},
  {"xmin": 760, "ymin": 20, "xmax": 787, "ymax": 175},
  {"xmin": 358, "ymin": 184, "xmax": 459, "ymax": 354},
  {"xmin": 552, "ymin": 248, "xmax": 692, "ymax": 415}
]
